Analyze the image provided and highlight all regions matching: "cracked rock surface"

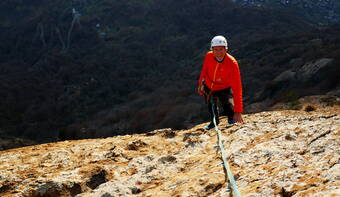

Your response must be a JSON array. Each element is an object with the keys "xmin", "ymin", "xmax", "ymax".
[{"xmin": 0, "ymin": 98, "xmax": 339, "ymax": 196}]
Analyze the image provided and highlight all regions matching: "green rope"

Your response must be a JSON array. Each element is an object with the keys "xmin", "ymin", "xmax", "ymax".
[{"xmin": 211, "ymin": 97, "xmax": 241, "ymax": 197}]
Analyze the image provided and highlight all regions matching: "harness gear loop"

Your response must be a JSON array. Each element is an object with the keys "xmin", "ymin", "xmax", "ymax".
[{"xmin": 200, "ymin": 79, "xmax": 213, "ymax": 104}]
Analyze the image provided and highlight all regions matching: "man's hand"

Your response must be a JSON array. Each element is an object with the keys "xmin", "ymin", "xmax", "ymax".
[
  {"xmin": 197, "ymin": 85, "xmax": 205, "ymax": 95},
  {"xmin": 233, "ymin": 112, "xmax": 244, "ymax": 123}
]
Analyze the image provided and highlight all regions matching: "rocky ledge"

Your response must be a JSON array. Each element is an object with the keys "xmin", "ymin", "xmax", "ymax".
[{"xmin": 0, "ymin": 98, "xmax": 339, "ymax": 196}]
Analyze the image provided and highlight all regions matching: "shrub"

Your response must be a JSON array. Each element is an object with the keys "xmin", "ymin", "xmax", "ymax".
[
  {"xmin": 303, "ymin": 104, "xmax": 316, "ymax": 112},
  {"xmin": 288, "ymin": 100, "xmax": 301, "ymax": 110},
  {"xmin": 320, "ymin": 96, "xmax": 339, "ymax": 106}
]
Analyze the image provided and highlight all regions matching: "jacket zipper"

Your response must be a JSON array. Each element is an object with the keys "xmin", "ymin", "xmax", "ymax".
[{"xmin": 211, "ymin": 62, "xmax": 220, "ymax": 90}]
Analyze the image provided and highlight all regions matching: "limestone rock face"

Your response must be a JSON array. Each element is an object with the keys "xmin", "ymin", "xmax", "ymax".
[
  {"xmin": 273, "ymin": 70, "xmax": 296, "ymax": 83},
  {"xmin": 0, "ymin": 102, "xmax": 339, "ymax": 197},
  {"xmin": 0, "ymin": 134, "xmax": 36, "ymax": 151},
  {"xmin": 273, "ymin": 58, "xmax": 334, "ymax": 85},
  {"xmin": 297, "ymin": 58, "xmax": 333, "ymax": 82}
]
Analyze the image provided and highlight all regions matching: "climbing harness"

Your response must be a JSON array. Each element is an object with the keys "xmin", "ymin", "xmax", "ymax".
[{"xmin": 210, "ymin": 97, "xmax": 241, "ymax": 197}]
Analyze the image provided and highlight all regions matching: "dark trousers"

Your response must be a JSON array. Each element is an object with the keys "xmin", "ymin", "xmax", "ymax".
[{"xmin": 207, "ymin": 88, "xmax": 234, "ymax": 125}]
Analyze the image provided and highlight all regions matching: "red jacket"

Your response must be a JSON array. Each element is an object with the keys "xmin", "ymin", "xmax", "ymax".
[{"xmin": 199, "ymin": 51, "xmax": 243, "ymax": 113}]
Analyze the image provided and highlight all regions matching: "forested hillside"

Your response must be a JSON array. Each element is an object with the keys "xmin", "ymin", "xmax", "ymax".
[
  {"xmin": 234, "ymin": 0, "xmax": 340, "ymax": 24},
  {"xmin": 0, "ymin": 0, "xmax": 339, "ymax": 149}
]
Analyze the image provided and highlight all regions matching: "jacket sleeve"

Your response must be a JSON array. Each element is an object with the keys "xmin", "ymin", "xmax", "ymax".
[
  {"xmin": 230, "ymin": 59, "xmax": 243, "ymax": 113},
  {"xmin": 198, "ymin": 53, "xmax": 209, "ymax": 85}
]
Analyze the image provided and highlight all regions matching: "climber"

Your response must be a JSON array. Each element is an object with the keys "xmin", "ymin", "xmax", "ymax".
[{"xmin": 198, "ymin": 35, "xmax": 244, "ymax": 130}]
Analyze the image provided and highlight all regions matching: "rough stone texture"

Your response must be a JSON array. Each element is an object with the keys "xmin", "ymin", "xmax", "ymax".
[
  {"xmin": 0, "ymin": 134, "xmax": 36, "ymax": 151},
  {"xmin": 273, "ymin": 58, "xmax": 334, "ymax": 85},
  {"xmin": 297, "ymin": 58, "xmax": 333, "ymax": 82},
  {"xmin": 327, "ymin": 86, "xmax": 340, "ymax": 97},
  {"xmin": 0, "ymin": 98, "xmax": 339, "ymax": 197},
  {"xmin": 273, "ymin": 70, "xmax": 296, "ymax": 83}
]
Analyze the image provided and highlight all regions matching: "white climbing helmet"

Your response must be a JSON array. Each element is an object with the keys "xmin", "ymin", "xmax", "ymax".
[{"xmin": 211, "ymin": 35, "xmax": 228, "ymax": 49}]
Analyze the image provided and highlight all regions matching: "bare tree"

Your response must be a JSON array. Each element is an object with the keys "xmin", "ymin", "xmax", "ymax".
[
  {"xmin": 47, "ymin": 24, "xmax": 55, "ymax": 49},
  {"xmin": 56, "ymin": 26, "xmax": 66, "ymax": 51},
  {"xmin": 66, "ymin": 8, "xmax": 81, "ymax": 50},
  {"xmin": 32, "ymin": 23, "xmax": 47, "ymax": 47},
  {"xmin": 39, "ymin": 23, "xmax": 47, "ymax": 47}
]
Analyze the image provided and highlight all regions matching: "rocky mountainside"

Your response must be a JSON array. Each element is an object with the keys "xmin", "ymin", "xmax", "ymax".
[
  {"xmin": 0, "ymin": 0, "xmax": 339, "ymax": 152},
  {"xmin": 0, "ymin": 96, "xmax": 339, "ymax": 197}
]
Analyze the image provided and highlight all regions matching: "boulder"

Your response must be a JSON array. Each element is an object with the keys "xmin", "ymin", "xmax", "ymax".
[{"xmin": 297, "ymin": 58, "xmax": 333, "ymax": 82}]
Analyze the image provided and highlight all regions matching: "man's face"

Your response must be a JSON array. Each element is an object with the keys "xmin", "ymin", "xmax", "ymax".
[{"xmin": 212, "ymin": 46, "xmax": 227, "ymax": 61}]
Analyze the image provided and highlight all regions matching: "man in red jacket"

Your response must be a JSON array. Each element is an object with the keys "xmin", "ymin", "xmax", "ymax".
[{"xmin": 198, "ymin": 35, "xmax": 244, "ymax": 130}]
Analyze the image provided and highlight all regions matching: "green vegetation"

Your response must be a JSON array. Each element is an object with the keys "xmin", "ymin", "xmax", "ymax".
[
  {"xmin": 336, "ymin": 8, "xmax": 340, "ymax": 15},
  {"xmin": 288, "ymin": 100, "xmax": 302, "ymax": 110}
]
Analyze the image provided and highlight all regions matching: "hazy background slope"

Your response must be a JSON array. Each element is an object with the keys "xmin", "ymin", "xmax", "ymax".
[
  {"xmin": 234, "ymin": 0, "xmax": 340, "ymax": 24},
  {"xmin": 0, "ymin": 0, "xmax": 339, "ymax": 149}
]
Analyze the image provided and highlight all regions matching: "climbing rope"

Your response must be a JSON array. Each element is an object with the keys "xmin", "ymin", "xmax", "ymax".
[{"xmin": 211, "ymin": 98, "xmax": 241, "ymax": 197}]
